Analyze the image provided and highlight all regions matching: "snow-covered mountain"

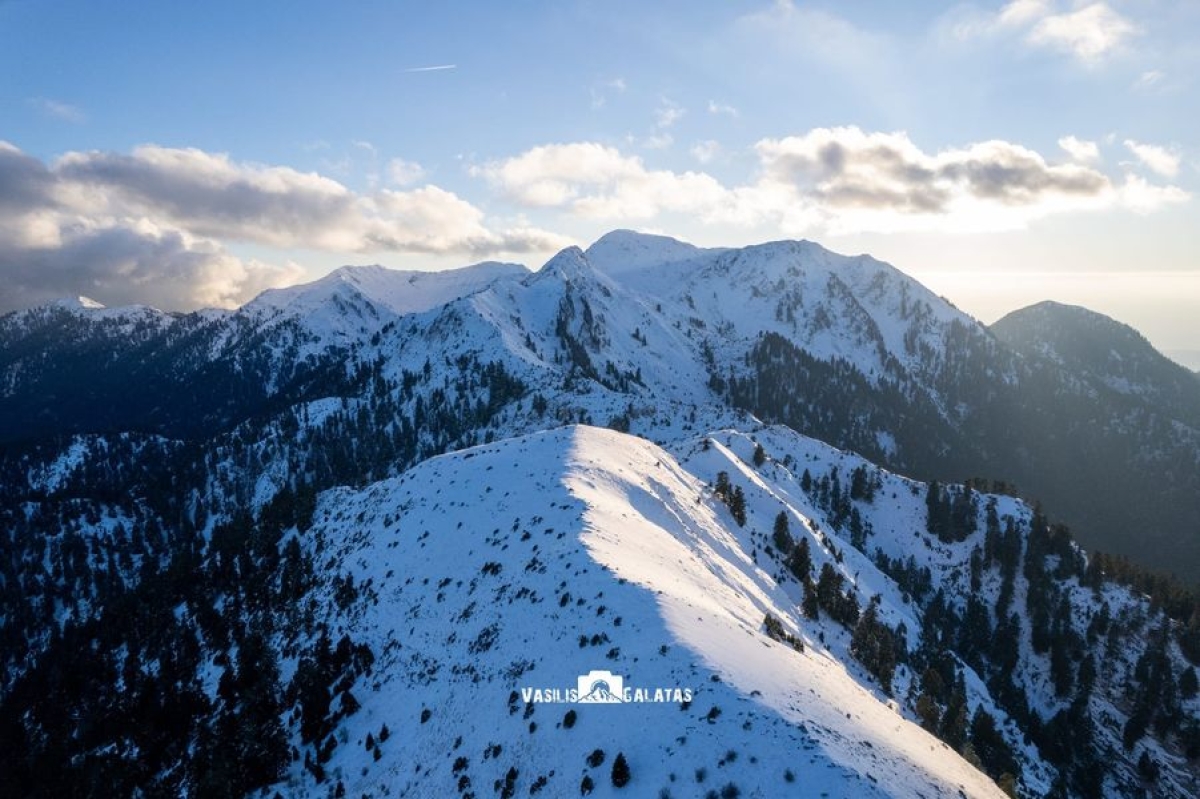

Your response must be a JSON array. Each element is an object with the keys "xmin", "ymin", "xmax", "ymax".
[
  {"xmin": 4, "ymin": 230, "xmax": 1198, "ymax": 572},
  {"xmin": 278, "ymin": 425, "xmax": 1012, "ymax": 798},
  {"xmin": 3, "ymin": 230, "xmax": 1199, "ymax": 798},
  {"xmin": 243, "ymin": 261, "xmax": 529, "ymax": 350},
  {"xmin": 598, "ymin": 234, "xmax": 975, "ymax": 384}
]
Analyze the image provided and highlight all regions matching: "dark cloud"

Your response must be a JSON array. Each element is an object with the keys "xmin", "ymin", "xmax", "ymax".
[
  {"xmin": 56, "ymin": 147, "xmax": 358, "ymax": 248},
  {"xmin": 757, "ymin": 128, "xmax": 1115, "ymax": 215},
  {"xmin": 819, "ymin": 180, "xmax": 950, "ymax": 214},
  {"xmin": 0, "ymin": 142, "xmax": 566, "ymax": 312},
  {"xmin": 0, "ymin": 143, "xmax": 56, "ymax": 212},
  {"xmin": 0, "ymin": 142, "xmax": 309, "ymax": 313},
  {"xmin": 941, "ymin": 151, "xmax": 1109, "ymax": 205},
  {"xmin": 53, "ymin": 146, "xmax": 565, "ymax": 255},
  {"xmin": 0, "ymin": 219, "xmax": 303, "ymax": 313}
]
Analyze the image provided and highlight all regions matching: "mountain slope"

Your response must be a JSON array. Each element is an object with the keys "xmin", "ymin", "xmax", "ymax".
[
  {"xmin": 270, "ymin": 421, "xmax": 1200, "ymax": 797},
  {"xmin": 987, "ymin": 301, "xmax": 1200, "ymax": 574},
  {"xmin": 993, "ymin": 301, "xmax": 1200, "ymax": 428},
  {"xmin": 283, "ymin": 425, "xmax": 1009, "ymax": 798}
]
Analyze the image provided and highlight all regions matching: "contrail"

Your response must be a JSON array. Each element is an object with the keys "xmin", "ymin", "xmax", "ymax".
[{"xmin": 404, "ymin": 64, "xmax": 457, "ymax": 73}]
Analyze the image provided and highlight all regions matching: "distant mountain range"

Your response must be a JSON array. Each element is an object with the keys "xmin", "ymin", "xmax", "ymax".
[
  {"xmin": 2, "ymin": 231, "xmax": 1198, "ymax": 798},
  {"xmin": 4, "ymin": 230, "xmax": 1196, "ymax": 579}
]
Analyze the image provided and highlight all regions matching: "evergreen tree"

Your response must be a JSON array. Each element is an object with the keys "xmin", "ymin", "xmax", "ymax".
[
  {"xmin": 851, "ymin": 602, "xmax": 897, "ymax": 694},
  {"xmin": 772, "ymin": 512, "xmax": 793, "ymax": 554},
  {"xmin": 940, "ymin": 674, "xmax": 969, "ymax": 751},
  {"xmin": 801, "ymin": 578, "xmax": 820, "ymax": 620},
  {"xmin": 816, "ymin": 563, "xmax": 843, "ymax": 615},
  {"xmin": 788, "ymin": 537, "xmax": 813, "ymax": 583},
  {"xmin": 231, "ymin": 629, "xmax": 289, "ymax": 789},
  {"xmin": 925, "ymin": 481, "xmax": 948, "ymax": 541},
  {"xmin": 970, "ymin": 707, "xmax": 1019, "ymax": 784},
  {"xmin": 1050, "ymin": 636, "xmax": 1074, "ymax": 698},
  {"xmin": 729, "ymin": 486, "xmax": 747, "ymax": 527},
  {"xmin": 611, "ymin": 752, "xmax": 631, "ymax": 788},
  {"xmin": 714, "ymin": 471, "xmax": 731, "ymax": 502}
]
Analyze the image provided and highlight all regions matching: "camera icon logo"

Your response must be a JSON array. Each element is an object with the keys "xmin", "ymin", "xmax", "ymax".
[{"xmin": 576, "ymin": 669, "xmax": 625, "ymax": 703}]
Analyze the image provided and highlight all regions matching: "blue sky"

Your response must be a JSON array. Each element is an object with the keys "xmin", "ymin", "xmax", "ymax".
[{"xmin": 2, "ymin": 0, "xmax": 1197, "ymax": 359}]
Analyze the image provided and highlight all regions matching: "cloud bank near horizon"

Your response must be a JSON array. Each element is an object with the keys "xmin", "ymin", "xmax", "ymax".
[
  {"xmin": 0, "ymin": 141, "xmax": 567, "ymax": 312},
  {"xmin": 0, "ymin": 126, "xmax": 1189, "ymax": 313},
  {"xmin": 477, "ymin": 126, "xmax": 1187, "ymax": 235}
]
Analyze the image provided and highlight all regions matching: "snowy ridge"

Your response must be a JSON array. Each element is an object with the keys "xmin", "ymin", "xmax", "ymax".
[
  {"xmin": 269, "ymin": 416, "xmax": 1200, "ymax": 797},
  {"xmin": 5, "ymin": 296, "xmax": 176, "ymax": 330},
  {"xmin": 1, "ymin": 231, "xmax": 999, "ymax": 441},
  {"xmin": 237, "ymin": 261, "xmax": 530, "ymax": 354},
  {"xmin": 285, "ymin": 425, "xmax": 1008, "ymax": 798},
  {"xmin": 247, "ymin": 261, "xmax": 529, "ymax": 319}
]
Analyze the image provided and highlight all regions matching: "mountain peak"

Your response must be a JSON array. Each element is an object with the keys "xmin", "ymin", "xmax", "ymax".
[
  {"xmin": 1003, "ymin": 299, "xmax": 1090, "ymax": 318},
  {"xmin": 993, "ymin": 300, "xmax": 1200, "ymax": 412},
  {"xmin": 993, "ymin": 300, "xmax": 1156, "ymax": 358},
  {"xmin": 534, "ymin": 244, "xmax": 594, "ymax": 281},
  {"xmin": 52, "ymin": 296, "xmax": 107, "ymax": 311},
  {"xmin": 584, "ymin": 228, "xmax": 712, "ymax": 275}
]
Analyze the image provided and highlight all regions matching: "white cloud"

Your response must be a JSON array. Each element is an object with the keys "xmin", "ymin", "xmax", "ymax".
[
  {"xmin": 473, "ymin": 143, "xmax": 640, "ymax": 207},
  {"xmin": 1117, "ymin": 173, "xmax": 1189, "ymax": 213},
  {"xmin": 643, "ymin": 133, "xmax": 674, "ymax": 150},
  {"xmin": 1059, "ymin": 135, "xmax": 1100, "ymax": 163},
  {"xmin": 750, "ymin": 127, "xmax": 1126, "ymax": 233},
  {"xmin": 635, "ymin": 99, "xmax": 686, "ymax": 150},
  {"xmin": 654, "ymin": 99, "xmax": 685, "ymax": 130},
  {"xmin": 1027, "ymin": 3, "xmax": 1137, "ymax": 62},
  {"xmin": 741, "ymin": 2, "xmax": 893, "ymax": 66},
  {"xmin": 57, "ymin": 145, "xmax": 363, "ymax": 250},
  {"xmin": 1134, "ymin": 69, "xmax": 1165, "ymax": 90},
  {"xmin": 707, "ymin": 100, "xmax": 739, "ymax": 118},
  {"xmin": 998, "ymin": 0, "xmax": 1051, "ymax": 28},
  {"xmin": 691, "ymin": 140, "xmax": 721, "ymax": 164},
  {"xmin": 29, "ymin": 97, "xmax": 85, "ymax": 124},
  {"xmin": 472, "ymin": 142, "xmax": 725, "ymax": 219},
  {"xmin": 473, "ymin": 128, "xmax": 1188, "ymax": 237},
  {"xmin": 387, "ymin": 157, "xmax": 426, "ymax": 186},
  {"xmin": 364, "ymin": 186, "xmax": 565, "ymax": 254},
  {"xmin": 590, "ymin": 77, "xmax": 627, "ymax": 109},
  {"xmin": 756, "ymin": 127, "xmax": 1110, "ymax": 209},
  {"xmin": 947, "ymin": 1, "xmax": 1137, "ymax": 64},
  {"xmin": 1124, "ymin": 139, "xmax": 1180, "ymax": 177},
  {"xmin": 0, "ymin": 146, "xmax": 303, "ymax": 311}
]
